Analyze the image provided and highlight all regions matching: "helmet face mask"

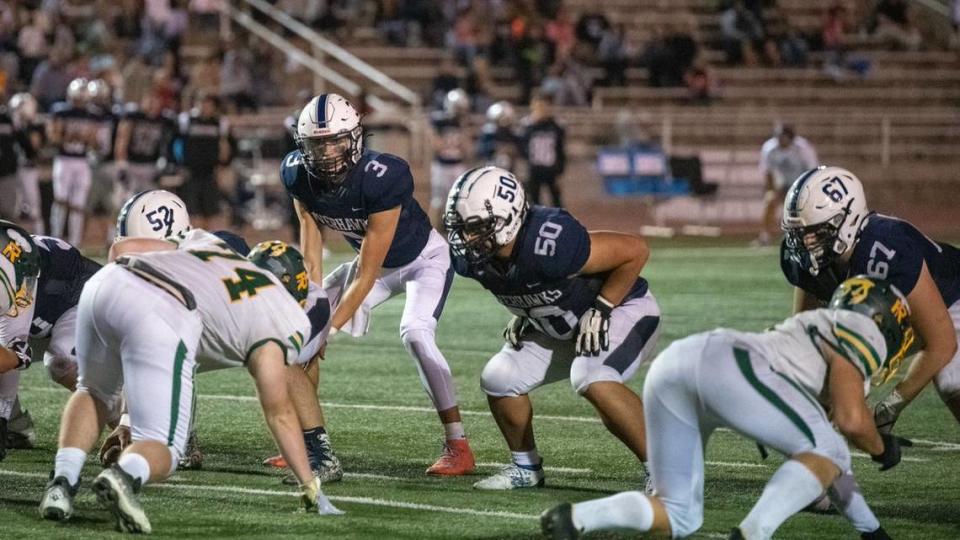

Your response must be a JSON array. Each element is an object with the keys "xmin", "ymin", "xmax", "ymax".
[
  {"xmin": 444, "ymin": 166, "xmax": 526, "ymax": 271},
  {"xmin": 295, "ymin": 93, "xmax": 364, "ymax": 197},
  {"xmin": 782, "ymin": 166, "xmax": 867, "ymax": 276}
]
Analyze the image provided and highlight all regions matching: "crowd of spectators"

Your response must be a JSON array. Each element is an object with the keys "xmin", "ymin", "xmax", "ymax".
[{"xmin": 0, "ymin": 0, "xmax": 283, "ymax": 115}]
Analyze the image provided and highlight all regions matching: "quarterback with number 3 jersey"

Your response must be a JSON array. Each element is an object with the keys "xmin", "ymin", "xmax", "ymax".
[
  {"xmin": 780, "ymin": 166, "xmax": 960, "ymax": 432},
  {"xmin": 281, "ymin": 93, "xmax": 475, "ymax": 476},
  {"xmin": 445, "ymin": 166, "xmax": 661, "ymax": 490}
]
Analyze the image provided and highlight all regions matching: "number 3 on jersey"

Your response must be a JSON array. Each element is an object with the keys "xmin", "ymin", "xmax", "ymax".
[{"xmin": 224, "ymin": 268, "xmax": 274, "ymax": 302}]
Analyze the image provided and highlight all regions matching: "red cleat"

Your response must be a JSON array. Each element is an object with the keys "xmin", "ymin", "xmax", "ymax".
[
  {"xmin": 262, "ymin": 454, "xmax": 288, "ymax": 469},
  {"xmin": 425, "ymin": 439, "xmax": 476, "ymax": 476}
]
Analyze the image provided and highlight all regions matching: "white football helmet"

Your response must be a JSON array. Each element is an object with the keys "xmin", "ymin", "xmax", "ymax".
[
  {"xmin": 295, "ymin": 93, "xmax": 363, "ymax": 195},
  {"xmin": 116, "ymin": 190, "xmax": 192, "ymax": 240},
  {"xmin": 444, "ymin": 166, "xmax": 526, "ymax": 269},
  {"xmin": 8, "ymin": 93, "xmax": 37, "ymax": 127},
  {"xmin": 486, "ymin": 101, "xmax": 515, "ymax": 127},
  {"xmin": 782, "ymin": 166, "xmax": 868, "ymax": 276},
  {"xmin": 67, "ymin": 78, "xmax": 89, "ymax": 106},
  {"xmin": 444, "ymin": 88, "xmax": 470, "ymax": 117}
]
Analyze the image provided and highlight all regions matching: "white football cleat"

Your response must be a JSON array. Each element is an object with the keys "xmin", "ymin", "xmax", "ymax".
[
  {"xmin": 93, "ymin": 466, "xmax": 152, "ymax": 534},
  {"xmin": 473, "ymin": 463, "xmax": 545, "ymax": 490},
  {"xmin": 39, "ymin": 475, "xmax": 79, "ymax": 521}
]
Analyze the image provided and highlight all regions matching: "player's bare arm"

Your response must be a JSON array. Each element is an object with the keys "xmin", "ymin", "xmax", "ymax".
[
  {"xmin": 895, "ymin": 262, "xmax": 957, "ymax": 403},
  {"xmin": 826, "ymin": 346, "xmax": 883, "ymax": 456},
  {"xmin": 793, "ymin": 287, "xmax": 821, "ymax": 313},
  {"xmin": 113, "ymin": 118, "xmax": 131, "ymax": 162},
  {"xmin": 296, "ymin": 199, "xmax": 324, "ymax": 284},
  {"xmin": 329, "ymin": 206, "xmax": 401, "ymax": 331},
  {"xmin": 579, "ymin": 231, "xmax": 650, "ymax": 306},
  {"xmin": 247, "ymin": 342, "xmax": 313, "ymax": 487},
  {"xmin": 0, "ymin": 346, "xmax": 20, "ymax": 372}
]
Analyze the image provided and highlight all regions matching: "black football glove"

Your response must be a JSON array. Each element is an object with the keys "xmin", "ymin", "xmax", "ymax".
[
  {"xmin": 576, "ymin": 296, "xmax": 614, "ymax": 357},
  {"xmin": 503, "ymin": 315, "xmax": 529, "ymax": 350},
  {"xmin": 873, "ymin": 390, "xmax": 906, "ymax": 435},
  {"xmin": 871, "ymin": 433, "xmax": 913, "ymax": 471},
  {"xmin": 7, "ymin": 340, "xmax": 32, "ymax": 370}
]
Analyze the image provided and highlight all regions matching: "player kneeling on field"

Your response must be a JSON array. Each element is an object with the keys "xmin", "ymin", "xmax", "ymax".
[
  {"xmin": 542, "ymin": 276, "xmax": 912, "ymax": 540},
  {"xmin": 445, "ymin": 166, "xmax": 661, "ymax": 490},
  {"xmin": 39, "ymin": 229, "xmax": 341, "ymax": 534}
]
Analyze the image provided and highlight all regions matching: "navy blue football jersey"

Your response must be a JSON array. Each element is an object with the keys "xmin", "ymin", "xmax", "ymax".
[
  {"xmin": 782, "ymin": 213, "xmax": 960, "ymax": 306},
  {"xmin": 50, "ymin": 102, "xmax": 96, "ymax": 157},
  {"xmin": 281, "ymin": 149, "xmax": 431, "ymax": 268},
  {"xmin": 30, "ymin": 235, "xmax": 102, "ymax": 338},
  {"xmin": 430, "ymin": 111, "xmax": 468, "ymax": 165},
  {"xmin": 212, "ymin": 230, "xmax": 251, "ymax": 256},
  {"xmin": 453, "ymin": 206, "xmax": 648, "ymax": 340}
]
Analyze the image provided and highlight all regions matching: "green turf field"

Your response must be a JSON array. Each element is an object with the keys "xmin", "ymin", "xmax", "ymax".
[{"xmin": 2, "ymin": 243, "xmax": 959, "ymax": 539}]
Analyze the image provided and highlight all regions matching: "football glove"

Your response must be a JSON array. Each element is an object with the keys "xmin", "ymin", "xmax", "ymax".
[
  {"xmin": 873, "ymin": 389, "xmax": 907, "ymax": 435},
  {"xmin": 871, "ymin": 433, "xmax": 913, "ymax": 471},
  {"xmin": 99, "ymin": 424, "xmax": 131, "ymax": 466},
  {"xmin": 7, "ymin": 340, "xmax": 32, "ymax": 370},
  {"xmin": 576, "ymin": 296, "xmax": 614, "ymax": 357},
  {"xmin": 503, "ymin": 315, "xmax": 529, "ymax": 350},
  {"xmin": 299, "ymin": 476, "xmax": 344, "ymax": 515}
]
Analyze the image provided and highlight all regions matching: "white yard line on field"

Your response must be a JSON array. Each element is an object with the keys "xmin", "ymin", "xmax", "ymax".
[{"xmin": 24, "ymin": 387, "xmax": 960, "ymax": 452}]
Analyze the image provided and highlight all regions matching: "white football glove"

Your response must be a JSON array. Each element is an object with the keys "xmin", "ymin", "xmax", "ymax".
[
  {"xmin": 576, "ymin": 296, "xmax": 614, "ymax": 357},
  {"xmin": 874, "ymin": 389, "xmax": 907, "ymax": 435},
  {"xmin": 299, "ymin": 476, "xmax": 344, "ymax": 515},
  {"xmin": 503, "ymin": 315, "xmax": 529, "ymax": 350}
]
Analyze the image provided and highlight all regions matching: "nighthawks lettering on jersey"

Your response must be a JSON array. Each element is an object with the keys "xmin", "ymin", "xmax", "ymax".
[
  {"xmin": 783, "ymin": 213, "xmax": 960, "ymax": 305},
  {"xmin": 453, "ymin": 206, "xmax": 648, "ymax": 339},
  {"xmin": 50, "ymin": 102, "xmax": 96, "ymax": 157},
  {"xmin": 281, "ymin": 148, "xmax": 431, "ymax": 268},
  {"xmin": 31, "ymin": 235, "xmax": 102, "ymax": 337}
]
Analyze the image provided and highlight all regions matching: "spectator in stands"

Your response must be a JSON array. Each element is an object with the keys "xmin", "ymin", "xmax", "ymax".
[
  {"xmin": 720, "ymin": 0, "xmax": 762, "ymax": 66},
  {"xmin": 764, "ymin": 9, "xmax": 808, "ymax": 67},
  {"xmin": 521, "ymin": 90, "xmax": 565, "ymax": 207},
  {"xmin": 644, "ymin": 22, "xmax": 698, "ymax": 88},
  {"xmin": 575, "ymin": 10, "xmax": 611, "ymax": 51},
  {"xmin": 545, "ymin": 6, "xmax": 575, "ymax": 61},
  {"xmin": 869, "ymin": 0, "xmax": 921, "ymax": 50},
  {"xmin": 185, "ymin": 51, "xmax": 221, "ymax": 107},
  {"xmin": 514, "ymin": 20, "xmax": 552, "ymax": 104},
  {"xmin": 30, "ymin": 49, "xmax": 73, "ymax": 111},
  {"xmin": 822, "ymin": 2, "xmax": 850, "ymax": 53},
  {"xmin": 684, "ymin": 59, "xmax": 714, "ymax": 104},
  {"xmin": 596, "ymin": 23, "xmax": 633, "ymax": 87},
  {"xmin": 220, "ymin": 40, "xmax": 256, "ymax": 112},
  {"xmin": 451, "ymin": 5, "xmax": 481, "ymax": 66},
  {"xmin": 17, "ymin": 9, "xmax": 47, "ymax": 84},
  {"xmin": 464, "ymin": 56, "xmax": 494, "ymax": 114},
  {"xmin": 754, "ymin": 124, "xmax": 818, "ymax": 247},
  {"xmin": 121, "ymin": 53, "xmax": 155, "ymax": 104},
  {"xmin": 113, "ymin": 0, "xmax": 145, "ymax": 40},
  {"xmin": 952, "ymin": 0, "xmax": 960, "ymax": 50},
  {"xmin": 541, "ymin": 55, "xmax": 591, "ymax": 107}
]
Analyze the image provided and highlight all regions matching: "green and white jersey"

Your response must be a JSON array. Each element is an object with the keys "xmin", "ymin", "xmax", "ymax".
[
  {"xmin": 130, "ymin": 229, "xmax": 311, "ymax": 371},
  {"xmin": 722, "ymin": 308, "xmax": 888, "ymax": 398}
]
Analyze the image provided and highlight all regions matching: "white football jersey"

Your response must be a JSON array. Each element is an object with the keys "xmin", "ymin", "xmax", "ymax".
[
  {"xmin": 721, "ymin": 308, "xmax": 888, "ymax": 398},
  {"xmin": 129, "ymin": 229, "xmax": 311, "ymax": 371}
]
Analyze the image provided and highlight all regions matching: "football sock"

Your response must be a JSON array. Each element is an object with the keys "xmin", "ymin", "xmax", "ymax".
[
  {"xmin": 829, "ymin": 470, "xmax": 880, "ymax": 533},
  {"xmin": 740, "ymin": 459, "xmax": 824, "ymax": 539},
  {"xmin": 511, "ymin": 449, "xmax": 541, "ymax": 470},
  {"xmin": 118, "ymin": 452, "xmax": 152, "ymax": 486},
  {"xmin": 54, "ymin": 447, "xmax": 87, "ymax": 485},
  {"xmin": 443, "ymin": 422, "xmax": 465, "ymax": 441},
  {"xmin": 572, "ymin": 491, "xmax": 654, "ymax": 533}
]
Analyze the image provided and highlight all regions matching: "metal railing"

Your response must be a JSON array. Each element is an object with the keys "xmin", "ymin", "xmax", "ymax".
[
  {"xmin": 220, "ymin": 3, "xmax": 394, "ymax": 112},
  {"xmin": 240, "ymin": 0, "xmax": 421, "ymax": 108}
]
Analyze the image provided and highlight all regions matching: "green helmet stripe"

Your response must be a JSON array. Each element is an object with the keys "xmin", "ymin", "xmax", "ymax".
[
  {"xmin": 835, "ymin": 323, "xmax": 881, "ymax": 376},
  {"xmin": 0, "ymin": 264, "xmax": 15, "ymax": 312}
]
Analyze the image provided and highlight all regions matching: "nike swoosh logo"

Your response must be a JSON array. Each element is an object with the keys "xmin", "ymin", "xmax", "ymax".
[
  {"xmin": 525, "ymin": 282, "xmax": 542, "ymax": 289},
  {"xmin": 351, "ymin": 207, "xmax": 363, "ymax": 212}
]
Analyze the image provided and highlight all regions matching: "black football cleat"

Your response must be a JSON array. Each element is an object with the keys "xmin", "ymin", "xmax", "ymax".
[
  {"xmin": 729, "ymin": 527, "xmax": 746, "ymax": 540},
  {"xmin": 540, "ymin": 502, "xmax": 580, "ymax": 540}
]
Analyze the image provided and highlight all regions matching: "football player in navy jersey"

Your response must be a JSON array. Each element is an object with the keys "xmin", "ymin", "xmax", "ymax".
[
  {"xmin": 282, "ymin": 92, "xmax": 476, "ymax": 476},
  {"xmin": 781, "ymin": 166, "xmax": 960, "ymax": 431},
  {"xmin": 444, "ymin": 166, "xmax": 662, "ymax": 490},
  {"xmin": 48, "ymin": 78, "xmax": 98, "ymax": 247}
]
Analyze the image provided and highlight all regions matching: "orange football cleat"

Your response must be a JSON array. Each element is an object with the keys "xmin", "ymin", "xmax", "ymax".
[
  {"xmin": 425, "ymin": 438, "xmax": 476, "ymax": 476},
  {"xmin": 262, "ymin": 454, "xmax": 288, "ymax": 469}
]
